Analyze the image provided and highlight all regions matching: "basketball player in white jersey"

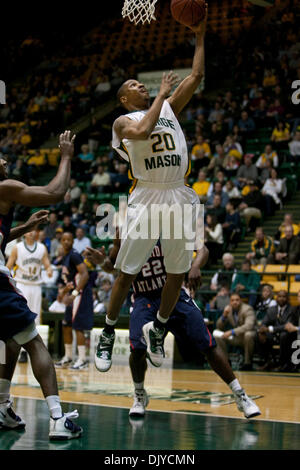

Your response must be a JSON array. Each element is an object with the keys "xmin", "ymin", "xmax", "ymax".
[
  {"xmin": 96, "ymin": 7, "xmax": 208, "ymax": 372},
  {"xmin": 7, "ymin": 230, "xmax": 52, "ymax": 325},
  {"xmin": 7, "ymin": 230, "xmax": 53, "ymax": 362}
]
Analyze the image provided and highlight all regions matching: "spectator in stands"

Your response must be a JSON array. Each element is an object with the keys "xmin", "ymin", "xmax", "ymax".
[
  {"xmin": 236, "ymin": 154, "xmax": 258, "ymax": 189},
  {"xmin": 73, "ymin": 227, "xmax": 91, "ymax": 254},
  {"xmin": 50, "ymin": 227, "xmax": 63, "ymax": 261},
  {"xmin": 261, "ymin": 168, "xmax": 283, "ymax": 216},
  {"xmin": 191, "ymin": 148, "xmax": 210, "ymax": 175},
  {"xmin": 44, "ymin": 212, "xmax": 59, "ymax": 240},
  {"xmin": 224, "ymin": 180, "xmax": 241, "ymax": 206},
  {"xmin": 90, "ymin": 165, "xmax": 111, "ymax": 193},
  {"xmin": 268, "ymin": 224, "xmax": 300, "ymax": 265},
  {"xmin": 275, "ymin": 213, "xmax": 300, "ymax": 240},
  {"xmin": 223, "ymin": 135, "xmax": 243, "ymax": 160},
  {"xmin": 192, "ymin": 170, "xmax": 211, "ymax": 203},
  {"xmin": 255, "ymin": 284, "xmax": 277, "ymax": 323},
  {"xmin": 209, "ymin": 284, "xmax": 230, "ymax": 312},
  {"xmin": 78, "ymin": 193, "xmax": 91, "ymax": 221},
  {"xmin": 238, "ymin": 180, "xmax": 263, "ymax": 231},
  {"xmin": 246, "ymin": 227, "xmax": 275, "ymax": 266},
  {"xmin": 223, "ymin": 154, "xmax": 240, "ymax": 179},
  {"xmin": 207, "ymin": 144, "xmax": 225, "ymax": 176},
  {"xmin": 206, "ymin": 182, "xmax": 229, "ymax": 208},
  {"xmin": 222, "ymin": 201, "xmax": 241, "ymax": 250},
  {"xmin": 204, "ymin": 214, "xmax": 223, "ymax": 265},
  {"xmin": 61, "ymin": 214, "xmax": 76, "ymax": 235},
  {"xmin": 56, "ymin": 192, "xmax": 72, "ymax": 219},
  {"xmin": 231, "ymin": 259, "xmax": 260, "ymax": 308},
  {"xmin": 208, "ymin": 102, "xmax": 225, "ymax": 124},
  {"xmin": 67, "ymin": 178, "xmax": 82, "ymax": 203},
  {"xmin": 78, "ymin": 144, "xmax": 94, "ymax": 163},
  {"xmin": 94, "ymin": 278, "xmax": 113, "ymax": 315},
  {"xmin": 206, "ymin": 194, "xmax": 226, "ymax": 224},
  {"xmin": 256, "ymin": 290, "xmax": 298, "ymax": 372},
  {"xmin": 213, "ymin": 293, "xmax": 256, "ymax": 371},
  {"xmin": 259, "ymin": 158, "xmax": 273, "ymax": 184},
  {"xmin": 271, "ymin": 121, "xmax": 291, "ymax": 149},
  {"xmin": 237, "ymin": 111, "xmax": 256, "ymax": 140},
  {"xmin": 191, "ymin": 135, "xmax": 211, "ymax": 159},
  {"xmin": 111, "ymin": 163, "xmax": 130, "ymax": 192},
  {"xmin": 210, "ymin": 253, "xmax": 237, "ymax": 291},
  {"xmin": 256, "ymin": 144, "xmax": 279, "ymax": 169},
  {"xmin": 289, "ymin": 131, "xmax": 300, "ymax": 159}
]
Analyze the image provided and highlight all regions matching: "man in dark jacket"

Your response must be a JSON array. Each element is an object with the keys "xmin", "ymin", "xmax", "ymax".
[
  {"xmin": 238, "ymin": 181, "xmax": 263, "ymax": 231},
  {"xmin": 267, "ymin": 225, "xmax": 300, "ymax": 265},
  {"xmin": 256, "ymin": 290, "xmax": 298, "ymax": 372}
]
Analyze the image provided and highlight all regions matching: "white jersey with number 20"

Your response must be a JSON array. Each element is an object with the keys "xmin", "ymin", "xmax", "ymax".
[{"xmin": 112, "ymin": 100, "xmax": 190, "ymax": 183}]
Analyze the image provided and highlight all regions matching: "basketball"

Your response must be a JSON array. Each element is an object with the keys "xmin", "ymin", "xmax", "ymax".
[{"xmin": 171, "ymin": 0, "xmax": 206, "ymax": 27}]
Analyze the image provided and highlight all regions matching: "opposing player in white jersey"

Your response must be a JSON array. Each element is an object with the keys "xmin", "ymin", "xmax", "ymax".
[
  {"xmin": 7, "ymin": 230, "xmax": 52, "ymax": 326},
  {"xmin": 95, "ymin": 7, "xmax": 207, "ymax": 372}
]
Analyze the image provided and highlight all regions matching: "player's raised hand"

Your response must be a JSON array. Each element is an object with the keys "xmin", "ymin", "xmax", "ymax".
[
  {"xmin": 159, "ymin": 71, "xmax": 180, "ymax": 98},
  {"xmin": 85, "ymin": 246, "xmax": 106, "ymax": 266},
  {"xmin": 189, "ymin": 3, "xmax": 208, "ymax": 35},
  {"xmin": 59, "ymin": 130, "xmax": 76, "ymax": 159},
  {"xmin": 25, "ymin": 210, "xmax": 49, "ymax": 230}
]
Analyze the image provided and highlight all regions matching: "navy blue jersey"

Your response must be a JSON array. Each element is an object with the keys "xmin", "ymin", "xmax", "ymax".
[
  {"xmin": 132, "ymin": 242, "xmax": 167, "ymax": 298},
  {"xmin": 0, "ymin": 208, "xmax": 14, "ymax": 275},
  {"xmin": 61, "ymin": 248, "xmax": 84, "ymax": 286}
]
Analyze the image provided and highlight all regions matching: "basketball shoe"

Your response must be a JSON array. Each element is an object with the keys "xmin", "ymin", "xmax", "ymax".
[
  {"xmin": 69, "ymin": 359, "xmax": 89, "ymax": 370},
  {"xmin": 94, "ymin": 330, "xmax": 115, "ymax": 372},
  {"xmin": 0, "ymin": 400, "xmax": 26, "ymax": 429},
  {"xmin": 55, "ymin": 356, "xmax": 72, "ymax": 368},
  {"xmin": 129, "ymin": 389, "xmax": 149, "ymax": 417},
  {"xmin": 233, "ymin": 389, "xmax": 261, "ymax": 419},
  {"xmin": 49, "ymin": 410, "xmax": 82, "ymax": 440},
  {"xmin": 142, "ymin": 321, "xmax": 165, "ymax": 367}
]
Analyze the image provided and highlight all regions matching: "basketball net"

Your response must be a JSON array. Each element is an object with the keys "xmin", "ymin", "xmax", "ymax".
[{"xmin": 122, "ymin": 0, "xmax": 158, "ymax": 25}]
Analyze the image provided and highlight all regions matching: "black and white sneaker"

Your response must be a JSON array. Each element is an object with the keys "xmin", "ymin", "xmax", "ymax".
[
  {"xmin": 142, "ymin": 321, "xmax": 165, "ymax": 367},
  {"xmin": 0, "ymin": 400, "xmax": 26, "ymax": 430},
  {"xmin": 94, "ymin": 331, "xmax": 115, "ymax": 372}
]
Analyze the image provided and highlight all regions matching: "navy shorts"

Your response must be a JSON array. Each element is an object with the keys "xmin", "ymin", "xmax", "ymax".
[
  {"xmin": 129, "ymin": 289, "xmax": 216, "ymax": 361},
  {"xmin": 0, "ymin": 273, "xmax": 37, "ymax": 342},
  {"xmin": 63, "ymin": 286, "xmax": 94, "ymax": 331}
]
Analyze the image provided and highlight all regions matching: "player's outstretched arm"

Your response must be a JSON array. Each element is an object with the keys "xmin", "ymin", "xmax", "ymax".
[
  {"xmin": 7, "ymin": 210, "xmax": 49, "ymax": 243},
  {"xmin": 114, "ymin": 72, "xmax": 179, "ymax": 141},
  {"xmin": 168, "ymin": 3, "xmax": 207, "ymax": 116},
  {"xmin": 0, "ymin": 131, "xmax": 75, "ymax": 207}
]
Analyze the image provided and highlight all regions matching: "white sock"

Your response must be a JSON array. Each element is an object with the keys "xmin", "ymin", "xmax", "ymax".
[
  {"xmin": 0, "ymin": 379, "xmax": 11, "ymax": 404},
  {"xmin": 46, "ymin": 395, "xmax": 63, "ymax": 419},
  {"xmin": 229, "ymin": 379, "xmax": 243, "ymax": 393},
  {"xmin": 78, "ymin": 345, "xmax": 86, "ymax": 362},
  {"xmin": 64, "ymin": 344, "xmax": 72, "ymax": 359},
  {"xmin": 156, "ymin": 312, "xmax": 168, "ymax": 324},
  {"xmin": 106, "ymin": 315, "xmax": 118, "ymax": 326},
  {"xmin": 134, "ymin": 381, "xmax": 144, "ymax": 391}
]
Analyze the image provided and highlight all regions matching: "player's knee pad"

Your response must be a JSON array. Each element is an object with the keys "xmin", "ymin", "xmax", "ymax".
[{"xmin": 12, "ymin": 322, "xmax": 38, "ymax": 346}]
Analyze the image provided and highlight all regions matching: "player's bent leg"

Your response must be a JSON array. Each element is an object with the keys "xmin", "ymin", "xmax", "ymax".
[
  {"xmin": 129, "ymin": 350, "xmax": 149, "ymax": 417},
  {"xmin": 0, "ymin": 340, "xmax": 25, "ymax": 430},
  {"xmin": 95, "ymin": 271, "xmax": 136, "ymax": 373},
  {"xmin": 15, "ymin": 328, "xmax": 82, "ymax": 439},
  {"xmin": 205, "ymin": 346, "xmax": 261, "ymax": 419}
]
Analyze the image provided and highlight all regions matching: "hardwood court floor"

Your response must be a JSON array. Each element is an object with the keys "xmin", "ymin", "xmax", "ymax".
[{"xmin": 3, "ymin": 363, "xmax": 300, "ymax": 450}]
